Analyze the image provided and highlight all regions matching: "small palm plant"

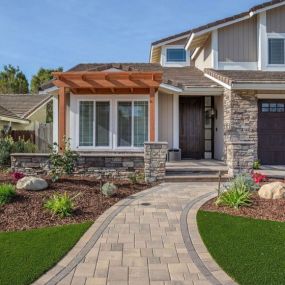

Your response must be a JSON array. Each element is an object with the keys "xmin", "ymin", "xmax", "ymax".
[{"xmin": 44, "ymin": 192, "xmax": 80, "ymax": 218}]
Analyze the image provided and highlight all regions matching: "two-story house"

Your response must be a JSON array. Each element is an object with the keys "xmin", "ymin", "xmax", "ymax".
[{"xmin": 42, "ymin": 0, "xmax": 285, "ymax": 176}]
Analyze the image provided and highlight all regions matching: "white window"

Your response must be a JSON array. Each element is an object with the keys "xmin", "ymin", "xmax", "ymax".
[
  {"xmin": 79, "ymin": 101, "xmax": 110, "ymax": 147},
  {"xmin": 166, "ymin": 48, "xmax": 186, "ymax": 62},
  {"xmin": 268, "ymin": 38, "xmax": 285, "ymax": 65},
  {"xmin": 117, "ymin": 101, "xmax": 148, "ymax": 148}
]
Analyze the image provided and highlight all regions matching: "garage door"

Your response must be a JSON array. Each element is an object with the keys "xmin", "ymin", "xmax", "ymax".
[{"xmin": 258, "ymin": 100, "xmax": 285, "ymax": 165}]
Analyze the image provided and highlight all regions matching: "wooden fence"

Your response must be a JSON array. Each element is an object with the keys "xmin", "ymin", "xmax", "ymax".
[
  {"xmin": 11, "ymin": 130, "xmax": 35, "ymax": 143},
  {"xmin": 35, "ymin": 123, "xmax": 53, "ymax": 153}
]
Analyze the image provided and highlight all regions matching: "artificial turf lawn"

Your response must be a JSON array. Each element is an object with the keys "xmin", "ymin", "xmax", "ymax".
[
  {"xmin": 197, "ymin": 211, "xmax": 285, "ymax": 285},
  {"xmin": 0, "ymin": 222, "xmax": 92, "ymax": 285}
]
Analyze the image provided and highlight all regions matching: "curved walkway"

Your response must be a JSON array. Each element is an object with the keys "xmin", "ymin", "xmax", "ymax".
[{"xmin": 34, "ymin": 183, "xmax": 236, "ymax": 285}]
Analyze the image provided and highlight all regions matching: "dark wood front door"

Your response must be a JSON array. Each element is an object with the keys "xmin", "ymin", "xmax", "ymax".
[
  {"xmin": 179, "ymin": 97, "xmax": 204, "ymax": 159},
  {"xmin": 258, "ymin": 100, "xmax": 285, "ymax": 165}
]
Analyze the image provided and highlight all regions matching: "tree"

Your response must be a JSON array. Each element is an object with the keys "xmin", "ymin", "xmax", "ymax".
[
  {"xmin": 30, "ymin": 67, "xmax": 63, "ymax": 93},
  {"xmin": 0, "ymin": 65, "xmax": 29, "ymax": 94}
]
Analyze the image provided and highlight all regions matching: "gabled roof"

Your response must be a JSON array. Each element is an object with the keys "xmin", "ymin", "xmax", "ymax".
[
  {"xmin": 186, "ymin": 0, "xmax": 285, "ymax": 50},
  {"xmin": 0, "ymin": 94, "xmax": 52, "ymax": 123}
]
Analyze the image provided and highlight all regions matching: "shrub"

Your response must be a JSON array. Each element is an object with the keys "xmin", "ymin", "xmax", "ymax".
[
  {"xmin": 49, "ymin": 138, "xmax": 78, "ymax": 182},
  {"xmin": 253, "ymin": 160, "xmax": 261, "ymax": 170},
  {"xmin": 0, "ymin": 136, "xmax": 14, "ymax": 165},
  {"xmin": 128, "ymin": 172, "xmax": 145, "ymax": 184},
  {"xmin": 44, "ymin": 192, "xmax": 79, "ymax": 218},
  {"xmin": 101, "ymin": 182, "xmax": 117, "ymax": 197},
  {"xmin": 0, "ymin": 136, "xmax": 36, "ymax": 166},
  {"xmin": 0, "ymin": 184, "xmax": 16, "ymax": 205},
  {"xmin": 226, "ymin": 173, "xmax": 259, "ymax": 192},
  {"xmin": 12, "ymin": 137, "xmax": 37, "ymax": 153},
  {"xmin": 11, "ymin": 172, "xmax": 25, "ymax": 182},
  {"xmin": 215, "ymin": 186, "xmax": 252, "ymax": 209}
]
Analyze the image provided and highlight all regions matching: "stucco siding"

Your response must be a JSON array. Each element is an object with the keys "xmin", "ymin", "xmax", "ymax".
[
  {"xmin": 158, "ymin": 92, "xmax": 173, "ymax": 148},
  {"xmin": 267, "ymin": 5, "xmax": 285, "ymax": 33},
  {"xmin": 218, "ymin": 17, "xmax": 257, "ymax": 62},
  {"xmin": 194, "ymin": 35, "xmax": 212, "ymax": 71}
]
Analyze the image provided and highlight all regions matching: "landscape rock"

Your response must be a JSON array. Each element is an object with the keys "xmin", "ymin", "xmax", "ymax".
[
  {"xmin": 258, "ymin": 182, "xmax": 285, "ymax": 199},
  {"xmin": 101, "ymin": 182, "xmax": 117, "ymax": 197},
  {"xmin": 16, "ymin": 176, "xmax": 48, "ymax": 191}
]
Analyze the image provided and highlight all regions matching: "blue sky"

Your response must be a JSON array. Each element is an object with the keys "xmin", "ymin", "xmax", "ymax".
[{"xmin": 0, "ymin": 0, "xmax": 263, "ymax": 81}]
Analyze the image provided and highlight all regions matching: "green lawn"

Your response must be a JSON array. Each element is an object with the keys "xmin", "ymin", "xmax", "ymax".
[
  {"xmin": 197, "ymin": 211, "xmax": 285, "ymax": 285},
  {"xmin": 0, "ymin": 222, "xmax": 92, "ymax": 285}
]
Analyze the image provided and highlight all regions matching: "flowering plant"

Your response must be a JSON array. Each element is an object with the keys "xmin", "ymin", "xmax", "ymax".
[
  {"xmin": 251, "ymin": 172, "xmax": 267, "ymax": 184},
  {"xmin": 11, "ymin": 172, "xmax": 25, "ymax": 182}
]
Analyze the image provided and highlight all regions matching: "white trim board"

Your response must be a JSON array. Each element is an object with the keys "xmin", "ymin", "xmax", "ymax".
[{"xmin": 219, "ymin": 61, "xmax": 258, "ymax": 70}]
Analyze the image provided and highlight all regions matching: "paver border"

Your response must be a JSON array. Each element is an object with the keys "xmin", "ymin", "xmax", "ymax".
[
  {"xmin": 34, "ymin": 184, "xmax": 164, "ymax": 285},
  {"xmin": 180, "ymin": 192, "xmax": 238, "ymax": 285}
]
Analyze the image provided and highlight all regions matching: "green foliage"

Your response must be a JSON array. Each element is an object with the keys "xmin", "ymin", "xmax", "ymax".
[
  {"xmin": 49, "ymin": 138, "xmax": 78, "ymax": 182},
  {"xmin": 0, "ymin": 136, "xmax": 36, "ymax": 166},
  {"xmin": 226, "ymin": 173, "xmax": 259, "ymax": 192},
  {"xmin": 253, "ymin": 160, "xmax": 261, "ymax": 170},
  {"xmin": 216, "ymin": 185, "xmax": 252, "ymax": 209},
  {"xmin": 0, "ymin": 136, "xmax": 14, "ymax": 165},
  {"xmin": 101, "ymin": 182, "xmax": 117, "ymax": 197},
  {"xmin": 128, "ymin": 172, "xmax": 145, "ymax": 184},
  {"xmin": 44, "ymin": 192, "xmax": 79, "ymax": 218},
  {"xmin": 197, "ymin": 211, "xmax": 285, "ymax": 285},
  {"xmin": 0, "ymin": 183, "xmax": 16, "ymax": 205},
  {"xmin": 0, "ymin": 222, "xmax": 91, "ymax": 285},
  {"xmin": 0, "ymin": 65, "xmax": 29, "ymax": 94}
]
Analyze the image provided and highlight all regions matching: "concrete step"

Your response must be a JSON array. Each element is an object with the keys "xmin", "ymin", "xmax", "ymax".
[
  {"xmin": 164, "ymin": 174, "xmax": 230, "ymax": 183},
  {"xmin": 166, "ymin": 169, "xmax": 228, "ymax": 176}
]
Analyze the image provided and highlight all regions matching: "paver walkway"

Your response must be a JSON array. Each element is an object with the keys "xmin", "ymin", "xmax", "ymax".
[{"xmin": 35, "ymin": 183, "xmax": 236, "ymax": 285}]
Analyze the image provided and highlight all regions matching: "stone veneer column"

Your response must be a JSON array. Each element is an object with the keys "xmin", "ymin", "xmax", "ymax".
[
  {"xmin": 224, "ymin": 89, "xmax": 258, "ymax": 176},
  {"xmin": 144, "ymin": 142, "xmax": 168, "ymax": 183}
]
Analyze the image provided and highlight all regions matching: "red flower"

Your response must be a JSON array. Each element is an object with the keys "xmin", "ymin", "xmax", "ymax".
[
  {"xmin": 251, "ymin": 173, "xmax": 267, "ymax": 184},
  {"xmin": 11, "ymin": 172, "xmax": 25, "ymax": 182}
]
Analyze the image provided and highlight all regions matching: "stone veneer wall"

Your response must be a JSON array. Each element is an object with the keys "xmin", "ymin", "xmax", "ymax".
[
  {"xmin": 11, "ymin": 153, "xmax": 145, "ymax": 179},
  {"xmin": 11, "ymin": 143, "xmax": 168, "ymax": 182},
  {"xmin": 224, "ymin": 89, "xmax": 258, "ymax": 176},
  {"xmin": 144, "ymin": 142, "xmax": 168, "ymax": 183}
]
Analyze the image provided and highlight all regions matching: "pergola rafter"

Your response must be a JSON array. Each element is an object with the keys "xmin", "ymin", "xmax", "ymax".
[{"xmin": 52, "ymin": 70, "xmax": 163, "ymax": 150}]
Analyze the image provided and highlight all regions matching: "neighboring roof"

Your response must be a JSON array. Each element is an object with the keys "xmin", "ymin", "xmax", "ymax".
[
  {"xmin": 0, "ymin": 94, "xmax": 52, "ymax": 122},
  {"xmin": 68, "ymin": 63, "xmax": 163, "ymax": 72},
  {"xmin": 162, "ymin": 67, "xmax": 219, "ymax": 89},
  {"xmin": 205, "ymin": 69, "xmax": 285, "ymax": 89}
]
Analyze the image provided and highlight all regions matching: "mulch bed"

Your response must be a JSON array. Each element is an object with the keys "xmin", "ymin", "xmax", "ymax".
[
  {"xmin": 0, "ymin": 174, "xmax": 152, "ymax": 232},
  {"xmin": 201, "ymin": 183, "xmax": 285, "ymax": 222}
]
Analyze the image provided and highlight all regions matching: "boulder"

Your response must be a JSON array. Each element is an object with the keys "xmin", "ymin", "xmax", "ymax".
[
  {"xmin": 258, "ymin": 182, "xmax": 285, "ymax": 199},
  {"xmin": 101, "ymin": 182, "xmax": 117, "ymax": 197},
  {"xmin": 16, "ymin": 176, "xmax": 48, "ymax": 191}
]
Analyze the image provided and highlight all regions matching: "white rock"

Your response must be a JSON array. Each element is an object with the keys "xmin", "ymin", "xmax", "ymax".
[
  {"xmin": 258, "ymin": 182, "xmax": 285, "ymax": 199},
  {"xmin": 16, "ymin": 176, "xmax": 48, "ymax": 191}
]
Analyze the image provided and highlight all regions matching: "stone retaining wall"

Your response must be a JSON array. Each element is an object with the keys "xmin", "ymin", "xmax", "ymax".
[
  {"xmin": 11, "ymin": 153, "xmax": 145, "ymax": 180},
  {"xmin": 11, "ymin": 142, "xmax": 168, "ymax": 182}
]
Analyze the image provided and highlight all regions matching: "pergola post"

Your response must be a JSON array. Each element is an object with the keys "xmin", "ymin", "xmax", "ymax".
[
  {"xmin": 149, "ymin": 87, "xmax": 155, "ymax": 142},
  {"xmin": 58, "ymin": 87, "xmax": 68, "ymax": 150}
]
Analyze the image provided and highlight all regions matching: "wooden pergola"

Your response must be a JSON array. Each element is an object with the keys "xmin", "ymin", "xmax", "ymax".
[{"xmin": 52, "ymin": 71, "xmax": 163, "ymax": 149}]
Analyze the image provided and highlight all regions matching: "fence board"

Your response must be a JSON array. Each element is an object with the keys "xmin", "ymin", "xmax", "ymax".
[
  {"xmin": 11, "ymin": 130, "xmax": 35, "ymax": 143},
  {"xmin": 35, "ymin": 123, "xmax": 53, "ymax": 153}
]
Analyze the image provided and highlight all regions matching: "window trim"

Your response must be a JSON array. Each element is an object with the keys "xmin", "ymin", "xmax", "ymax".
[
  {"xmin": 267, "ymin": 33, "xmax": 285, "ymax": 67},
  {"xmin": 77, "ymin": 98, "xmax": 112, "ymax": 150},
  {"xmin": 161, "ymin": 45, "xmax": 190, "ymax": 67},
  {"xmin": 71, "ymin": 94, "xmax": 149, "ymax": 151},
  {"xmin": 115, "ymin": 98, "xmax": 149, "ymax": 150},
  {"xmin": 166, "ymin": 48, "xmax": 187, "ymax": 63}
]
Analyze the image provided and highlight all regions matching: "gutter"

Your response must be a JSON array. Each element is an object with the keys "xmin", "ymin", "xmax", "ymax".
[{"xmin": 0, "ymin": 116, "xmax": 29, "ymax": 124}]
